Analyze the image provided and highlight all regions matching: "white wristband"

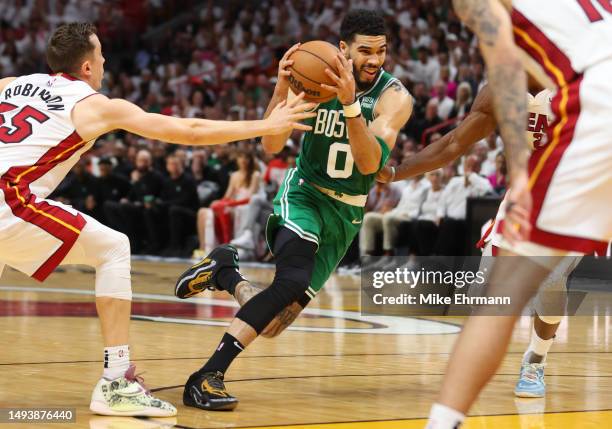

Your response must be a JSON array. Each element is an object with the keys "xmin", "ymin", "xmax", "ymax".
[{"xmin": 343, "ymin": 100, "xmax": 361, "ymax": 118}]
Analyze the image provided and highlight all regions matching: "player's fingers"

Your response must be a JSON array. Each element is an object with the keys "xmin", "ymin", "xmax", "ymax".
[
  {"xmin": 289, "ymin": 111, "xmax": 317, "ymax": 121},
  {"xmin": 279, "ymin": 70, "xmax": 291, "ymax": 77},
  {"xmin": 287, "ymin": 91, "xmax": 306, "ymax": 107},
  {"xmin": 334, "ymin": 57, "xmax": 346, "ymax": 76},
  {"xmin": 290, "ymin": 102, "xmax": 317, "ymax": 112},
  {"xmin": 283, "ymin": 43, "xmax": 301, "ymax": 60},
  {"xmin": 324, "ymin": 68, "xmax": 342, "ymax": 83},
  {"xmin": 272, "ymin": 99, "xmax": 287, "ymax": 112},
  {"xmin": 280, "ymin": 59, "xmax": 294, "ymax": 68},
  {"xmin": 320, "ymin": 83, "xmax": 339, "ymax": 93},
  {"xmin": 291, "ymin": 122, "xmax": 313, "ymax": 131}
]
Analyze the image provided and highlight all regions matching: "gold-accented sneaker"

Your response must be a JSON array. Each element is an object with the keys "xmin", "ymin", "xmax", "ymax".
[
  {"xmin": 175, "ymin": 244, "xmax": 240, "ymax": 299},
  {"xmin": 183, "ymin": 371, "xmax": 238, "ymax": 411}
]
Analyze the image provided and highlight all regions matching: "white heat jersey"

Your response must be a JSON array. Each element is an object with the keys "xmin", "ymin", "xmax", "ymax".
[
  {"xmin": 483, "ymin": 89, "xmax": 553, "ymax": 247},
  {"xmin": 526, "ymin": 89, "xmax": 553, "ymax": 149},
  {"xmin": 512, "ymin": 0, "xmax": 612, "ymax": 75},
  {"xmin": 0, "ymin": 73, "xmax": 97, "ymax": 198}
]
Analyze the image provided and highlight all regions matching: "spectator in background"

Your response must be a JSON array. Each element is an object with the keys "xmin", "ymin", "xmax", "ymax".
[
  {"xmin": 104, "ymin": 149, "xmax": 165, "ymax": 254},
  {"xmin": 435, "ymin": 155, "xmax": 492, "ymax": 255},
  {"xmin": 96, "ymin": 156, "xmax": 131, "ymax": 223},
  {"xmin": 141, "ymin": 155, "xmax": 199, "ymax": 257},
  {"xmin": 480, "ymin": 132, "xmax": 503, "ymax": 176},
  {"xmin": 414, "ymin": 99, "xmax": 443, "ymax": 144},
  {"xmin": 111, "ymin": 141, "xmax": 133, "ymax": 179},
  {"xmin": 438, "ymin": 65, "xmax": 457, "ymax": 100},
  {"xmin": 410, "ymin": 81, "xmax": 431, "ymax": 122},
  {"xmin": 474, "ymin": 139, "xmax": 496, "ymax": 176},
  {"xmin": 431, "ymin": 80, "xmax": 454, "ymax": 120},
  {"xmin": 442, "ymin": 161, "xmax": 459, "ymax": 186},
  {"xmin": 413, "ymin": 169, "xmax": 444, "ymax": 256},
  {"xmin": 194, "ymin": 150, "xmax": 260, "ymax": 258},
  {"xmin": 360, "ymin": 181, "xmax": 402, "ymax": 256},
  {"xmin": 410, "ymin": 47, "xmax": 439, "ymax": 88},
  {"xmin": 487, "ymin": 153, "xmax": 507, "ymax": 195},
  {"xmin": 231, "ymin": 148, "xmax": 295, "ymax": 260},
  {"xmin": 450, "ymin": 81, "xmax": 473, "ymax": 119},
  {"xmin": 53, "ymin": 158, "xmax": 101, "ymax": 220},
  {"xmin": 362, "ymin": 176, "xmax": 429, "ymax": 257}
]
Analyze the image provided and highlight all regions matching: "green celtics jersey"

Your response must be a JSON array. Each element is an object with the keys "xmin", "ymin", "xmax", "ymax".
[{"xmin": 296, "ymin": 69, "xmax": 398, "ymax": 196}]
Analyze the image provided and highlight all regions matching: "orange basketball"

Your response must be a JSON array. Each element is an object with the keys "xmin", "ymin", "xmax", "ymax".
[{"xmin": 288, "ymin": 41, "xmax": 340, "ymax": 103}]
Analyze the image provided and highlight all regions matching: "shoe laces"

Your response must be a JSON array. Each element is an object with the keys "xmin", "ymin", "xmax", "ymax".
[
  {"xmin": 522, "ymin": 362, "xmax": 545, "ymax": 382},
  {"xmin": 124, "ymin": 364, "xmax": 151, "ymax": 394},
  {"xmin": 204, "ymin": 371, "xmax": 226, "ymax": 390}
]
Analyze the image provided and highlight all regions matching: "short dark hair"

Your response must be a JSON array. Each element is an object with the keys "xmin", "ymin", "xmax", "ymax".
[
  {"xmin": 340, "ymin": 9, "xmax": 387, "ymax": 43},
  {"xmin": 46, "ymin": 23, "xmax": 97, "ymax": 74}
]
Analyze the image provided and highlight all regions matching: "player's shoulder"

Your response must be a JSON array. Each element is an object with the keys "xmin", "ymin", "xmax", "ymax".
[
  {"xmin": 377, "ymin": 74, "xmax": 412, "ymax": 108},
  {"xmin": 0, "ymin": 76, "xmax": 17, "ymax": 93}
]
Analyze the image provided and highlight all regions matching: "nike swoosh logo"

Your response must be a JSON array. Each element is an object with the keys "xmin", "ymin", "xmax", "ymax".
[
  {"xmin": 234, "ymin": 341, "xmax": 244, "ymax": 351},
  {"xmin": 351, "ymin": 219, "xmax": 362, "ymax": 224}
]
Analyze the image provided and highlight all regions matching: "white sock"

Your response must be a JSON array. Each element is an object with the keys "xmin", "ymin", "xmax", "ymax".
[
  {"xmin": 524, "ymin": 325, "xmax": 553, "ymax": 363},
  {"xmin": 426, "ymin": 403, "xmax": 465, "ymax": 429},
  {"xmin": 103, "ymin": 345, "xmax": 130, "ymax": 380}
]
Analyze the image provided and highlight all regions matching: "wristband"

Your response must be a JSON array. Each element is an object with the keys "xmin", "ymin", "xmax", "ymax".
[
  {"xmin": 343, "ymin": 100, "xmax": 361, "ymax": 118},
  {"xmin": 390, "ymin": 166, "xmax": 396, "ymax": 182}
]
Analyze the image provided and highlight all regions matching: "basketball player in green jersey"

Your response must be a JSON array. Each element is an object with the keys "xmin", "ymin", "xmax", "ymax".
[{"xmin": 174, "ymin": 9, "xmax": 413, "ymax": 411}]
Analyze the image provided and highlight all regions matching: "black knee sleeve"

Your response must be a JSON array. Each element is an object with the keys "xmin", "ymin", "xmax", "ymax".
[{"xmin": 235, "ymin": 227, "xmax": 316, "ymax": 333}]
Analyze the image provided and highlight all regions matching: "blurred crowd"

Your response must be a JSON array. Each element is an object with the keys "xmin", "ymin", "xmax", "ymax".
[{"xmin": 1, "ymin": 0, "xmax": 507, "ymax": 261}]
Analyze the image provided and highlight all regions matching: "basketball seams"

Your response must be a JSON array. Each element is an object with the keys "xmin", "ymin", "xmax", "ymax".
[
  {"xmin": 289, "ymin": 67, "xmax": 335, "ymax": 102},
  {"xmin": 290, "ymin": 65, "xmax": 327, "ymax": 86},
  {"xmin": 293, "ymin": 48, "xmax": 338, "ymax": 73}
]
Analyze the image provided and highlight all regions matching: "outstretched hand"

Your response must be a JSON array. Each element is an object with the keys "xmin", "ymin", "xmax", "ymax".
[{"xmin": 266, "ymin": 92, "xmax": 317, "ymax": 135}]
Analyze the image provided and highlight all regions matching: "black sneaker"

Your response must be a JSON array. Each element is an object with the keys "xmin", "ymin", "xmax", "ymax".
[
  {"xmin": 175, "ymin": 244, "xmax": 239, "ymax": 299},
  {"xmin": 183, "ymin": 371, "xmax": 238, "ymax": 411}
]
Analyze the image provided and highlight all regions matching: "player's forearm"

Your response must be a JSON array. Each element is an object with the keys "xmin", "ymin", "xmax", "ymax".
[
  {"xmin": 394, "ymin": 131, "xmax": 463, "ymax": 181},
  {"xmin": 487, "ymin": 59, "xmax": 530, "ymax": 179},
  {"xmin": 187, "ymin": 118, "xmax": 278, "ymax": 146},
  {"xmin": 346, "ymin": 117, "xmax": 382, "ymax": 175},
  {"xmin": 261, "ymin": 87, "xmax": 291, "ymax": 154},
  {"xmin": 394, "ymin": 112, "xmax": 495, "ymax": 181}
]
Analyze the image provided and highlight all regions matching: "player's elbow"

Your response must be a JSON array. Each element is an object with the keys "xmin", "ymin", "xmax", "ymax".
[{"xmin": 355, "ymin": 159, "xmax": 379, "ymax": 176}]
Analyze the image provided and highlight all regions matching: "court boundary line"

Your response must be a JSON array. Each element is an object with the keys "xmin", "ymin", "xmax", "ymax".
[
  {"xmin": 147, "ymin": 371, "xmax": 612, "ymax": 394},
  {"xmin": 0, "ymin": 285, "xmax": 463, "ymax": 335},
  {"xmin": 131, "ymin": 408, "xmax": 612, "ymax": 429},
  {"xmin": 1, "ymin": 350, "xmax": 610, "ymax": 367}
]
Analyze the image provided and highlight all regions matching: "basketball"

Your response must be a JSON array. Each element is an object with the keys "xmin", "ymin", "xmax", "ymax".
[{"xmin": 288, "ymin": 40, "xmax": 340, "ymax": 103}]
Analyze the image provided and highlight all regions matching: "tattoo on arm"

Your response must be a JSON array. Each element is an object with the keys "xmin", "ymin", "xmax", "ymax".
[
  {"xmin": 488, "ymin": 64, "xmax": 529, "ymax": 172},
  {"xmin": 453, "ymin": 0, "xmax": 501, "ymax": 46},
  {"xmin": 387, "ymin": 80, "xmax": 411, "ymax": 96}
]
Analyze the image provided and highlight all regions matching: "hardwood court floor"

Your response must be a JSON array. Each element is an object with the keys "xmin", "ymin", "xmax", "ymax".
[{"xmin": 0, "ymin": 260, "xmax": 610, "ymax": 429}]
